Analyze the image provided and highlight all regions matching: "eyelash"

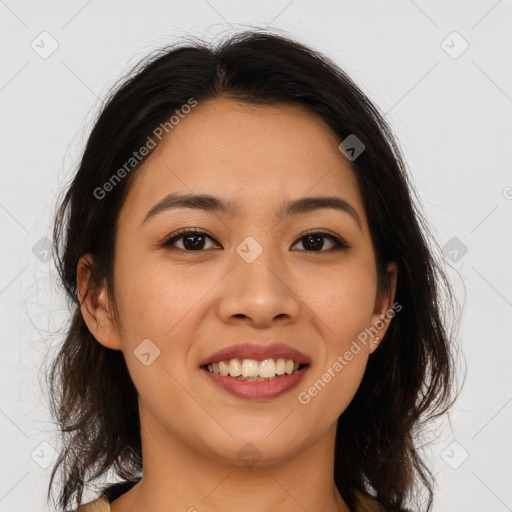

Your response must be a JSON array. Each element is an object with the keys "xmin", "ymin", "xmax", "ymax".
[{"xmin": 161, "ymin": 228, "xmax": 352, "ymax": 253}]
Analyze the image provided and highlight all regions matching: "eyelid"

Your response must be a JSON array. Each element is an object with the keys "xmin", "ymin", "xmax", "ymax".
[
  {"xmin": 297, "ymin": 229, "xmax": 352, "ymax": 250},
  {"xmin": 160, "ymin": 227, "xmax": 220, "ymax": 248},
  {"xmin": 161, "ymin": 228, "xmax": 352, "ymax": 251}
]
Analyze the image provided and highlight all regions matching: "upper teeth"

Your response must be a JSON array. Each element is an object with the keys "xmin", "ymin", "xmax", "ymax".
[{"xmin": 206, "ymin": 358, "xmax": 301, "ymax": 378}]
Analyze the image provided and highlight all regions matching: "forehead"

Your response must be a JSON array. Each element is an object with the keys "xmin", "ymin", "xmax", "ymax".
[{"xmin": 118, "ymin": 98, "xmax": 366, "ymax": 227}]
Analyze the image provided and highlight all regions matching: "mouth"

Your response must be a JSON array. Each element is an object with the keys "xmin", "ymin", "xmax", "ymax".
[
  {"xmin": 199, "ymin": 357, "xmax": 311, "ymax": 400},
  {"xmin": 198, "ymin": 342, "xmax": 312, "ymax": 400},
  {"xmin": 201, "ymin": 358, "xmax": 309, "ymax": 381}
]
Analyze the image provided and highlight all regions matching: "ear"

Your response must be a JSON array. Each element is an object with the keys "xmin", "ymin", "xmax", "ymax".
[
  {"xmin": 369, "ymin": 261, "xmax": 398, "ymax": 354},
  {"xmin": 77, "ymin": 254, "xmax": 122, "ymax": 350}
]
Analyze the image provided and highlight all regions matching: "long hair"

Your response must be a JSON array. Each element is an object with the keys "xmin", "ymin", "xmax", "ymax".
[{"xmin": 45, "ymin": 30, "xmax": 461, "ymax": 511}]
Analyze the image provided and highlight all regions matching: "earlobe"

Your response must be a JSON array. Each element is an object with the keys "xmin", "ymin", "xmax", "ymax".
[{"xmin": 77, "ymin": 254, "xmax": 122, "ymax": 351}]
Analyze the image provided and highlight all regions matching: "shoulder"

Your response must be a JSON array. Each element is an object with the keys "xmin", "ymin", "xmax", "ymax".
[
  {"xmin": 353, "ymin": 489, "xmax": 385, "ymax": 512},
  {"xmin": 67, "ymin": 477, "xmax": 140, "ymax": 512},
  {"xmin": 68, "ymin": 495, "xmax": 110, "ymax": 512},
  {"xmin": 70, "ymin": 486, "xmax": 382, "ymax": 512}
]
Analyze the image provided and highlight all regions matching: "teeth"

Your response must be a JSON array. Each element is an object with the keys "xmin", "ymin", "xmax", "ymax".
[
  {"xmin": 228, "ymin": 358, "xmax": 242, "ymax": 377},
  {"xmin": 205, "ymin": 358, "xmax": 302, "ymax": 379},
  {"xmin": 241, "ymin": 358, "xmax": 260, "ymax": 378},
  {"xmin": 259, "ymin": 359, "xmax": 276, "ymax": 378},
  {"xmin": 218, "ymin": 361, "xmax": 229, "ymax": 376}
]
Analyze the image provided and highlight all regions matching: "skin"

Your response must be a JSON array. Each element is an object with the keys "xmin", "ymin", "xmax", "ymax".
[{"xmin": 78, "ymin": 97, "xmax": 397, "ymax": 512}]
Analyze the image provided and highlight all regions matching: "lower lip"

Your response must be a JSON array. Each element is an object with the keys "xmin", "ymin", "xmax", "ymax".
[{"xmin": 200, "ymin": 366, "xmax": 310, "ymax": 400}]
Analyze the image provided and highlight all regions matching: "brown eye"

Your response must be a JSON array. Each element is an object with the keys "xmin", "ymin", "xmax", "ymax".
[
  {"xmin": 292, "ymin": 231, "xmax": 351, "ymax": 252},
  {"xmin": 162, "ymin": 229, "xmax": 220, "ymax": 251},
  {"xmin": 161, "ymin": 229, "xmax": 351, "ymax": 253}
]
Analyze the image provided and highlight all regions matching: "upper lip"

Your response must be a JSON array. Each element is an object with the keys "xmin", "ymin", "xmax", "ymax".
[{"xmin": 199, "ymin": 342, "xmax": 312, "ymax": 367}]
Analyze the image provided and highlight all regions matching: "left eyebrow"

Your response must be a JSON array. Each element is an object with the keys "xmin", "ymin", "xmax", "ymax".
[
  {"xmin": 141, "ymin": 192, "xmax": 362, "ymax": 231},
  {"xmin": 278, "ymin": 195, "xmax": 362, "ymax": 231}
]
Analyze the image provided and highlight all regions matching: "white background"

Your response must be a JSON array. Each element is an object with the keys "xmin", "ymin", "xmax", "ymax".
[{"xmin": 1, "ymin": 1, "xmax": 511, "ymax": 511}]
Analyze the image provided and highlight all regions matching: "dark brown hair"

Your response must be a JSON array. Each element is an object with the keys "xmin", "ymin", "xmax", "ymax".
[{"xmin": 45, "ymin": 29, "xmax": 461, "ymax": 511}]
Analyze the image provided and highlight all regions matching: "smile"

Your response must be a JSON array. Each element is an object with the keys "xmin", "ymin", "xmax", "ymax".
[
  {"xmin": 200, "ymin": 360, "xmax": 310, "ymax": 400},
  {"xmin": 204, "ymin": 357, "xmax": 306, "ymax": 380}
]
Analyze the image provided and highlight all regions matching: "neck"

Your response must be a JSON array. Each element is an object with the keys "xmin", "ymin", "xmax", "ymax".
[{"xmin": 111, "ymin": 409, "xmax": 349, "ymax": 512}]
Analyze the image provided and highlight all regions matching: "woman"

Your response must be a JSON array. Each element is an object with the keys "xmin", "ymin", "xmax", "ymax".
[{"xmin": 46, "ymin": 30, "xmax": 459, "ymax": 512}]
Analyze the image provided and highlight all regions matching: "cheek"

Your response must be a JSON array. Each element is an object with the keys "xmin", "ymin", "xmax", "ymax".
[
  {"xmin": 112, "ymin": 252, "xmax": 216, "ymax": 387},
  {"xmin": 112, "ymin": 257, "xmax": 200, "ymax": 414},
  {"xmin": 300, "ymin": 261, "xmax": 377, "ymax": 341},
  {"xmin": 295, "ymin": 261, "xmax": 376, "ymax": 408},
  {"xmin": 113, "ymin": 251, "xmax": 193, "ymax": 340}
]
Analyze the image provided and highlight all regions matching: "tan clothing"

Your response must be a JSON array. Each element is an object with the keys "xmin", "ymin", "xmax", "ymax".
[{"xmin": 74, "ymin": 496, "xmax": 109, "ymax": 512}]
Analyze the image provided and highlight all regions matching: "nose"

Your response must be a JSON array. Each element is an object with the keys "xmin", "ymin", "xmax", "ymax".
[{"xmin": 215, "ymin": 244, "xmax": 301, "ymax": 328}]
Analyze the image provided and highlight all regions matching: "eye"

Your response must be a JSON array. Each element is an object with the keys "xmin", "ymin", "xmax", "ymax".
[
  {"xmin": 161, "ymin": 228, "xmax": 351, "ymax": 253},
  {"xmin": 161, "ymin": 228, "xmax": 220, "ymax": 251},
  {"xmin": 292, "ymin": 230, "xmax": 352, "ymax": 252}
]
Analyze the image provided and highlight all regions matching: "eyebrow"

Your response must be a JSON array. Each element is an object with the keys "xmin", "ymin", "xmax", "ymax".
[{"xmin": 141, "ymin": 192, "xmax": 362, "ymax": 231}]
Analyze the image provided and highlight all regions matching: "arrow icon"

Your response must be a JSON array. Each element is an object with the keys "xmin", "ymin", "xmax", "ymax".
[
  {"xmin": 134, "ymin": 339, "xmax": 161, "ymax": 365},
  {"xmin": 236, "ymin": 236, "xmax": 263, "ymax": 263},
  {"xmin": 32, "ymin": 236, "xmax": 52, "ymax": 262},
  {"xmin": 440, "ymin": 31, "xmax": 469, "ymax": 59},
  {"xmin": 339, "ymin": 134, "xmax": 365, "ymax": 161},
  {"xmin": 31, "ymin": 31, "xmax": 59, "ymax": 59},
  {"xmin": 442, "ymin": 236, "xmax": 467, "ymax": 262}
]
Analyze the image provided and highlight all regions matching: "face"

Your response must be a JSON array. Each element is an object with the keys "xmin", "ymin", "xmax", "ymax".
[{"xmin": 79, "ymin": 97, "xmax": 397, "ymax": 468}]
